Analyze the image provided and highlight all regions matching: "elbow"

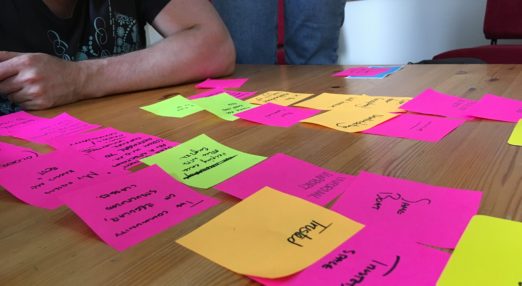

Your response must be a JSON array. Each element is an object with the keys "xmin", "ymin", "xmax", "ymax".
[
  {"xmin": 199, "ymin": 24, "xmax": 236, "ymax": 78},
  {"xmin": 208, "ymin": 32, "xmax": 236, "ymax": 77}
]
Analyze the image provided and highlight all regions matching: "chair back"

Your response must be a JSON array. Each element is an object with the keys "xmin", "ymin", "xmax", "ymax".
[{"xmin": 484, "ymin": 0, "xmax": 522, "ymax": 41}]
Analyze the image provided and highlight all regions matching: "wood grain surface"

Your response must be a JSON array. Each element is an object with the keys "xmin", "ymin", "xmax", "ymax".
[{"xmin": 1, "ymin": 64, "xmax": 521, "ymax": 285}]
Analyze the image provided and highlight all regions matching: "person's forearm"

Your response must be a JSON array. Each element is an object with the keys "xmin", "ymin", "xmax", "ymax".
[{"xmin": 78, "ymin": 24, "xmax": 235, "ymax": 99}]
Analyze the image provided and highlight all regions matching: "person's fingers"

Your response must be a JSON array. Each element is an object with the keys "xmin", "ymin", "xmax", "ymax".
[
  {"xmin": 0, "ymin": 56, "xmax": 21, "ymax": 81},
  {"xmin": 7, "ymin": 88, "xmax": 33, "ymax": 105},
  {"xmin": 0, "ymin": 51, "xmax": 21, "ymax": 62},
  {"xmin": 0, "ymin": 75, "xmax": 23, "ymax": 95}
]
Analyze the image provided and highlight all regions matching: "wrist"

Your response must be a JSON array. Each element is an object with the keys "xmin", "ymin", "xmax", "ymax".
[{"xmin": 76, "ymin": 58, "xmax": 108, "ymax": 99}]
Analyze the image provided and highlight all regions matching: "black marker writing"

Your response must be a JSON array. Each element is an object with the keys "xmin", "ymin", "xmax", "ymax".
[
  {"xmin": 105, "ymin": 190, "xmax": 158, "ymax": 210},
  {"xmin": 114, "ymin": 210, "xmax": 168, "ymax": 237},
  {"xmin": 337, "ymin": 115, "xmax": 383, "ymax": 129},
  {"xmin": 322, "ymin": 249, "xmax": 356, "ymax": 270},
  {"xmin": 287, "ymin": 220, "xmax": 332, "ymax": 247},
  {"xmin": 98, "ymin": 184, "xmax": 137, "ymax": 199}
]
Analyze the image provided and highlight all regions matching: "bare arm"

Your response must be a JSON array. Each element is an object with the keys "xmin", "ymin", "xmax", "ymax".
[{"xmin": 0, "ymin": 0, "xmax": 235, "ymax": 110}]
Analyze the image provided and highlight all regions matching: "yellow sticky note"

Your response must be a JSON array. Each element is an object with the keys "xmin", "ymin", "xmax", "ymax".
[
  {"xmin": 294, "ymin": 93, "xmax": 368, "ymax": 110},
  {"xmin": 301, "ymin": 109, "xmax": 398, "ymax": 133},
  {"xmin": 177, "ymin": 187, "xmax": 363, "ymax": 278},
  {"xmin": 437, "ymin": 215, "xmax": 522, "ymax": 286},
  {"xmin": 508, "ymin": 119, "xmax": 522, "ymax": 146},
  {"xmin": 247, "ymin": 91, "xmax": 314, "ymax": 106}
]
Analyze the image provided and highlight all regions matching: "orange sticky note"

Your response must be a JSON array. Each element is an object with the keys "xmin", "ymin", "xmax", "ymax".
[
  {"xmin": 301, "ymin": 109, "xmax": 399, "ymax": 133},
  {"xmin": 177, "ymin": 187, "xmax": 363, "ymax": 278}
]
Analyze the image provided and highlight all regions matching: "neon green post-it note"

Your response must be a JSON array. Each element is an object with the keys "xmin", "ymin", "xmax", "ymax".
[
  {"xmin": 194, "ymin": 93, "xmax": 256, "ymax": 121},
  {"xmin": 141, "ymin": 134, "xmax": 266, "ymax": 189},
  {"xmin": 140, "ymin": 95, "xmax": 203, "ymax": 118},
  {"xmin": 437, "ymin": 215, "xmax": 522, "ymax": 286},
  {"xmin": 177, "ymin": 187, "xmax": 364, "ymax": 278},
  {"xmin": 508, "ymin": 119, "xmax": 522, "ymax": 146}
]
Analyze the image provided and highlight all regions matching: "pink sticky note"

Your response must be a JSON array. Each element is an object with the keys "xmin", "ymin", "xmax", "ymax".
[
  {"xmin": 399, "ymin": 88, "xmax": 477, "ymax": 118},
  {"xmin": 363, "ymin": 113, "xmax": 466, "ymax": 142},
  {"xmin": 333, "ymin": 67, "xmax": 390, "ymax": 77},
  {"xmin": 466, "ymin": 93, "xmax": 522, "ymax": 122},
  {"xmin": 235, "ymin": 103, "xmax": 322, "ymax": 127},
  {"xmin": 253, "ymin": 227, "xmax": 449, "ymax": 286},
  {"xmin": 50, "ymin": 128, "xmax": 179, "ymax": 170},
  {"xmin": 0, "ymin": 141, "xmax": 41, "ymax": 169},
  {"xmin": 9, "ymin": 113, "xmax": 100, "ymax": 144},
  {"xmin": 0, "ymin": 111, "xmax": 49, "ymax": 136},
  {"xmin": 331, "ymin": 172, "xmax": 482, "ymax": 248},
  {"xmin": 214, "ymin": 153, "xmax": 354, "ymax": 206},
  {"xmin": 195, "ymin": 78, "xmax": 248, "ymax": 89},
  {"xmin": 59, "ymin": 165, "xmax": 220, "ymax": 251},
  {"xmin": 0, "ymin": 150, "xmax": 127, "ymax": 209},
  {"xmin": 188, "ymin": 89, "xmax": 256, "ymax": 100}
]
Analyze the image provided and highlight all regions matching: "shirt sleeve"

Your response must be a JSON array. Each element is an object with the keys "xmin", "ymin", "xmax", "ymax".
[{"xmin": 137, "ymin": 0, "xmax": 171, "ymax": 23}]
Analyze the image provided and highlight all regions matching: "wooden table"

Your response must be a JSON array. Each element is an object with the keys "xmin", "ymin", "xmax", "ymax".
[{"xmin": 1, "ymin": 64, "xmax": 521, "ymax": 285}]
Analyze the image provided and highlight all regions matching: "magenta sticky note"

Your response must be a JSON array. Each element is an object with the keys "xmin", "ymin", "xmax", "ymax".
[
  {"xmin": 363, "ymin": 113, "xmax": 466, "ymax": 142},
  {"xmin": 50, "ymin": 128, "xmax": 179, "ymax": 170},
  {"xmin": 253, "ymin": 226, "xmax": 449, "ymax": 286},
  {"xmin": 195, "ymin": 78, "xmax": 248, "ymax": 89},
  {"xmin": 0, "ymin": 141, "xmax": 41, "ymax": 169},
  {"xmin": 235, "ymin": 103, "xmax": 322, "ymax": 127},
  {"xmin": 188, "ymin": 89, "xmax": 256, "ymax": 100},
  {"xmin": 333, "ymin": 67, "xmax": 390, "ymax": 77},
  {"xmin": 399, "ymin": 88, "xmax": 477, "ymax": 118},
  {"xmin": 59, "ymin": 165, "xmax": 220, "ymax": 251},
  {"xmin": 0, "ymin": 111, "xmax": 49, "ymax": 136},
  {"xmin": 331, "ymin": 172, "xmax": 482, "ymax": 248},
  {"xmin": 465, "ymin": 93, "xmax": 522, "ymax": 122},
  {"xmin": 0, "ymin": 150, "xmax": 127, "ymax": 209},
  {"xmin": 214, "ymin": 153, "xmax": 354, "ymax": 206},
  {"xmin": 9, "ymin": 113, "xmax": 100, "ymax": 144}
]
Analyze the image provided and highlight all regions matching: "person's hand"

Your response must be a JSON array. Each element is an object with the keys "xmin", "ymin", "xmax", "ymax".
[{"xmin": 0, "ymin": 51, "xmax": 87, "ymax": 110}]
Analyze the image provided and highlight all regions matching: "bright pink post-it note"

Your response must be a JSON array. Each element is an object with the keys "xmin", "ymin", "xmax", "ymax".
[
  {"xmin": 0, "ymin": 150, "xmax": 127, "ymax": 209},
  {"xmin": 0, "ymin": 141, "xmax": 41, "ymax": 169},
  {"xmin": 331, "ymin": 172, "xmax": 482, "ymax": 248},
  {"xmin": 399, "ymin": 88, "xmax": 477, "ymax": 118},
  {"xmin": 235, "ymin": 103, "xmax": 322, "ymax": 127},
  {"xmin": 195, "ymin": 78, "xmax": 248, "ymax": 89},
  {"xmin": 363, "ymin": 113, "xmax": 466, "ymax": 142},
  {"xmin": 9, "ymin": 113, "xmax": 100, "ymax": 144},
  {"xmin": 50, "ymin": 128, "xmax": 179, "ymax": 170},
  {"xmin": 214, "ymin": 153, "xmax": 354, "ymax": 206},
  {"xmin": 333, "ymin": 67, "xmax": 390, "ymax": 77},
  {"xmin": 253, "ymin": 226, "xmax": 450, "ymax": 286},
  {"xmin": 188, "ymin": 89, "xmax": 256, "ymax": 100},
  {"xmin": 466, "ymin": 93, "xmax": 522, "ymax": 122},
  {"xmin": 59, "ymin": 165, "xmax": 220, "ymax": 251},
  {"xmin": 0, "ymin": 111, "xmax": 49, "ymax": 136}
]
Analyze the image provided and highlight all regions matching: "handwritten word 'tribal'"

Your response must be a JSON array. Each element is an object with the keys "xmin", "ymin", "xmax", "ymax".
[{"xmin": 287, "ymin": 220, "xmax": 332, "ymax": 247}]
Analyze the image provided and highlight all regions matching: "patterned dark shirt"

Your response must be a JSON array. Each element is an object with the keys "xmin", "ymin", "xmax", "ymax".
[{"xmin": 0, "ymin": 0, "xmax": 170, "ymax": 114}]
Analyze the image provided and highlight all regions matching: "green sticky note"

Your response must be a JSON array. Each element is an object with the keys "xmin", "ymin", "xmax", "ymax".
[
  {"xmin": 140, "ymin": 95, "xmax": 203, "ymax": 118},
  {"xmin": 194, "ymin": 93, "xmax": 256, "ymax": 121},
  {"xmin": 508, "ymin": 119, "xmax": 522, "ymax": 146},
  {"xmin": 437, "ymin": 215, "xmax": 522, "ymax": 286},
  {"xmin": 141, "ymin": 134, "xmax": 266, "ymax": 188}
]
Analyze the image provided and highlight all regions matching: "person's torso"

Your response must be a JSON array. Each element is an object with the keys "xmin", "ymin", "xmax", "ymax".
[{"xmin": 0, "ymin": 0, "xmax": 147, "ymax": 61}]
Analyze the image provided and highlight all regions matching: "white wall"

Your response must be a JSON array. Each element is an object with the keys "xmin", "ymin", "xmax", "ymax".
[{"xmin": 338, "ymin": 0, "xmax": 489, "ymax": 64}]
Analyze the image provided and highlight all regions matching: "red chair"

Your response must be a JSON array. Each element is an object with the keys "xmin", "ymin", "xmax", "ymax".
[{"xmin": 433, "ymin": 0, "xmax": 522, "ymax": 64}]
